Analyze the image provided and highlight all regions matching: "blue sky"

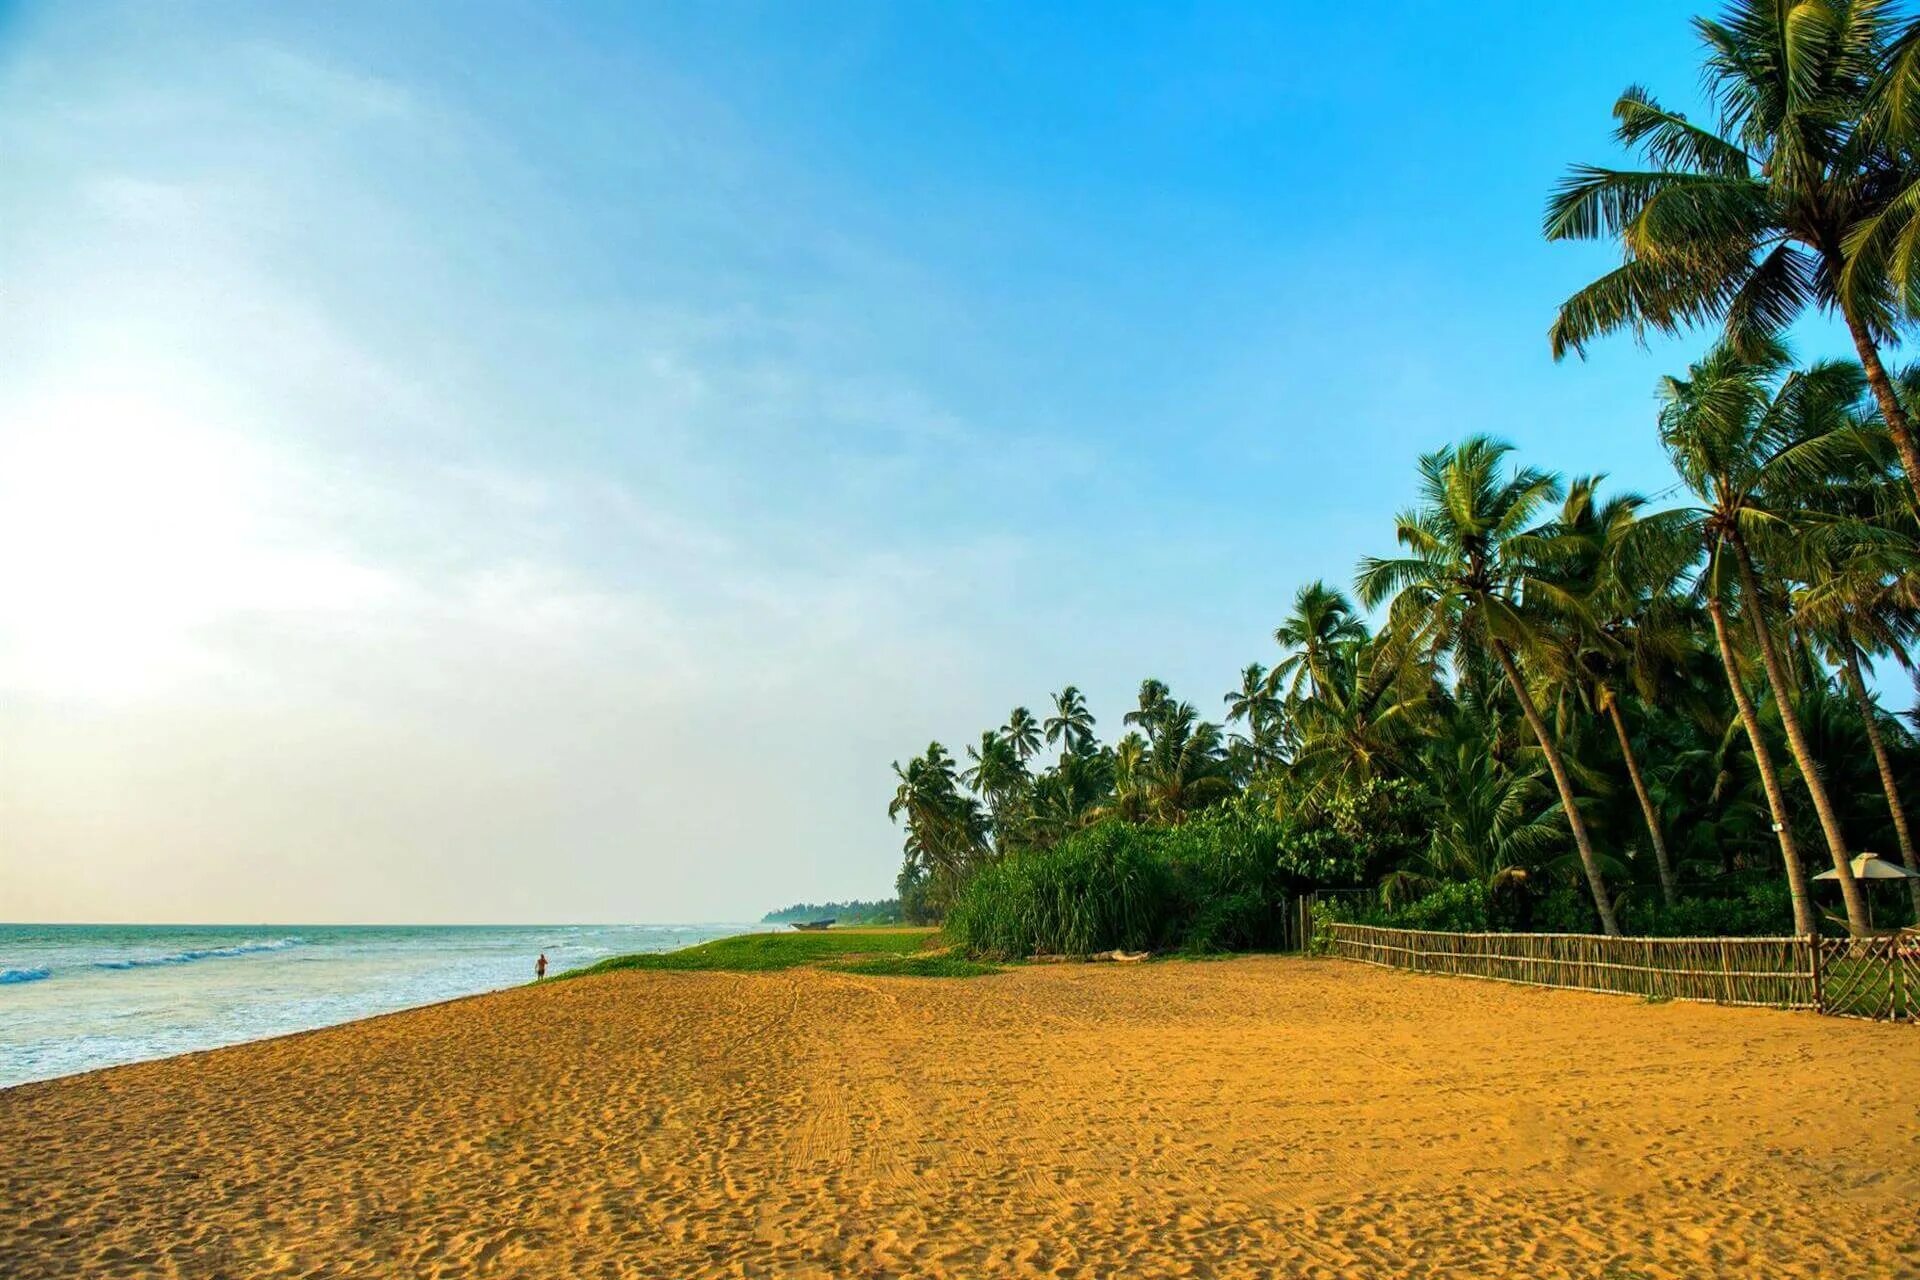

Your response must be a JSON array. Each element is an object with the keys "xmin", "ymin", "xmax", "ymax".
[{"xmin": 0, "ymin": 2, "xmax": 1895, "ymax": 922}]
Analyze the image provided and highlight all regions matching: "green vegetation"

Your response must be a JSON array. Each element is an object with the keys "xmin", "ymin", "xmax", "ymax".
[
  {"xmin": 568, "ymin": 928, "xmax": 939, "ymax": 976},
  {"xmin": 761, "ymin": 899, "xmax": 903, "ymax": 925},
  {"xmin": 832, "ymin": 953, "xmax": 1001, "ymax": 978},
  {"xmin": 894, "ymin": 2, "xmax": 1920, "ymax": 955}
]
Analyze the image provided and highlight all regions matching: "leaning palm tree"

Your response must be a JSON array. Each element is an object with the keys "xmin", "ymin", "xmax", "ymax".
[
  {"xmin": 1357, "ymin": 437, "xmax": 1623, "ymax": 935},
  {"xmin": 1657, "ymin": 342, "xmax": 1872, "ymax": 932},
  {"xmin": 1546, "ymin": 0, "xmax": 1920, "ymax": 508},
  {"xmin": 1043, "ymin": 685, "xmax": 1096, "ymax": 766},
  {"xmin": 1270, "ymin": 581, "xmax": 1367, "ymax": 704}
]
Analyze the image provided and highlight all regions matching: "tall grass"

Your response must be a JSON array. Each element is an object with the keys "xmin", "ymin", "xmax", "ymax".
[{"xmin": 946, "ymin": 814, "xmax": 1290, "ymax": 958}]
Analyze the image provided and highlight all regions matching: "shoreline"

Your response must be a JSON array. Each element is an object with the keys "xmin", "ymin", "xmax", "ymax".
[{"xmin": 0, "ymin": 921, "xmax": 759, "ymax": 1091}]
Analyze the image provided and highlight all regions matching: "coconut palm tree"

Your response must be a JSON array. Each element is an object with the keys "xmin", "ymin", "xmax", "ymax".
[
  {"xmin": 1546, "ymin": 0, "xmax": 1920, "ymax": 508},
  {"xmin": 1286, "ymin": 630, "xmax": 1433, "ymax": 808},
  {"xmin": 962, "ymin": 729, "xmax": 1030, "ymax": 854},
  {"xmin": 1002, "ymin": 707, "xmax": 1043, "ymax": 766},
  {"xmin": 1795, "ymin": 520, "xmax": 1920, "ymax": 911},
  {"xmin": 1534, "ymin": 477, "xmax": 1698, "ymax": 905},
  {"xmin": 1223, "ymin": 662, "xmax": 1285, "ymax": 769},
  {"xmin": 1356, "ymin": 436, "xmax": 1623, "ymax": 934},
  {"xmin": 1123, "ymin": 679, "xmax": 1176, "ymax": 753},
  {"xmin": 1658, "ymin": 342, "xmax": 1872, "ymax": 932},
  {"xmin": 1382, "ymin": 701, "xmax": 1561, "ymax": 915},
  {"xmin": 1044, "ymin": 685, "xmax": 1096, "ymax": 766},
  {"xmin": 1270, "ymin": 581, "xmax": 1367, "ymax": 704},
  {"xmin": 1136, "ymin": 703, "xmax": 1232, "ymax": 824},
  {"xmin": 889, "ymin": 743, "xmax": 989, "ymax": 884}
]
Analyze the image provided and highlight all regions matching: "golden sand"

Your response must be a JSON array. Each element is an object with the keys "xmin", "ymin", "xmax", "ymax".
[{"xmin": 4, "ymin": 956, "xmax": 1918, "ymax": 1278}]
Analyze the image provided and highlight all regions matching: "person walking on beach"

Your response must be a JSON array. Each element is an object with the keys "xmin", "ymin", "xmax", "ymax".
[{"xmin": 535, "ymin": 952, "xmax": 548, "ymax": 981}]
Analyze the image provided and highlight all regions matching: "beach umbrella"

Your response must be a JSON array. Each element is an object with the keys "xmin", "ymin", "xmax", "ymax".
[
  {"xmin": 1812, "ymin": 852, "xmax": 1920, "ymax": 882},
  {"xmin": 1812, "ymin": 854, "xmax": 1920, "ymax": 929}
]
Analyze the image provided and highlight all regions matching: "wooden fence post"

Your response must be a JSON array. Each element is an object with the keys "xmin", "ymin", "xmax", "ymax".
[{"xmin": 1806, "ymin": 934, "xmax": 1822, "ymax": 1014}]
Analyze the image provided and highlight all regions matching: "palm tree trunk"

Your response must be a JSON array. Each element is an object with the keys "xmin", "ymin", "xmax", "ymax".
[
  {"xmin": 1707, "ymin": 598, "xmax": 1818, "ymax": 936},
  {"xmin": 1839, "ymin": 638, "xmax": 1920, "ymax": 918},
  {"xmin": 1841, "ymin": 305, "xmax": 1920, "ymax": 511},
  {"xmin": 1603, "ymin": 691, "xmax": 1676, "ymax": 906},
  {"xmin": 1732, "ymin": 544, "xmax": 1871, "ymax": 934},
  {"xmin": 1491, "ymin": 639, "xmax": 1620, "ymax": 936}
]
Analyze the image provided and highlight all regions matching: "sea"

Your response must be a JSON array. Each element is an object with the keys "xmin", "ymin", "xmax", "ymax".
[{"xmin": 0, "ymin": 922, "xmax": 754, "ymax": 1090}]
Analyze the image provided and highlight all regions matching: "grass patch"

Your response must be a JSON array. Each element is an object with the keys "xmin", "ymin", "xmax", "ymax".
[
  {"xmin": 830, "ymin": 953, "xmax": 1000, "ymax": 978},
  {"xmin": 564, "ymin": 928, "xmax": 942, "ymax": 977}
]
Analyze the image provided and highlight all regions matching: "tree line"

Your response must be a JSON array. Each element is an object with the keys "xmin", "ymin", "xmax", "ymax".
[{"xmin": 892, "ymin": 2, "xmax": 1920, "ymax": 939}]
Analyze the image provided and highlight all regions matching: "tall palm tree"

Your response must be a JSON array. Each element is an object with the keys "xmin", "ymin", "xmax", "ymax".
[
  {"xmin": 1123, "ymin": 678, "xmax": 1176, "ymax": 752},
  {"xmin": 1795, "ymin": 523, "xmax": 1920, "ymax": 911},
  {"xmin": 1002, "ymin": 707, "xmax": 1043, "ymax": 765},
  {"xmin": 1270, "ymin": 581, "xmax": 1367, "ymax": 703},
  {"xmin": 1546, "ymin": 0, "xmax": 1920, "ymax": 508},
  {"xmin": 1535, "ymin": 477, "xmax": 1691, "ymax": 905},
  {"xmin": 1357, "ymin": 436, "xmax": 1623, "ymax": 935},
  {"xmin": 1223, "ymin": 662, "xmax": 1285, "ymax": 768},
  {"xmin": 1043, "ymin": 685, "xmax": 1096, "ymax": 766},
  {"xmin": 1658, "ymin": 343, "xmax": 1871, "ymax": 932},
  {"xmin": 962, "ymin": 729, "xmax": 1029, "ymax": 854},
  {"xmin": 889, "ymin": 743, "xmax": 989, "ymax": 883}
]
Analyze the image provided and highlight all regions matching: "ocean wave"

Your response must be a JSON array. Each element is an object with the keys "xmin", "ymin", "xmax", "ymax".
[
  {"xmin": 0, "ymin": 967, "xmax": 51, "ymax": 985},
  {"xmin": 94, "ymin": 937, "xmax": 305, "ymax": 971}
]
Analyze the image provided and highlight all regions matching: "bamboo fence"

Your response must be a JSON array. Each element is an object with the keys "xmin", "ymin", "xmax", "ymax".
[
  {"xmin": 1815, "ymin": 935, "xmax": 1920, "ymax": 1021},
  {"xmin": 1326, "ymin": 923, "xmax": 1823, "ymax": 1010}
]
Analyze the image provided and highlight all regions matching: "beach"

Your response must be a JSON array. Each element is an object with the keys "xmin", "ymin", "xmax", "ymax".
[{"xmin": 4, "ymin": 956, "xmax": 1917, "ymax": 1279}]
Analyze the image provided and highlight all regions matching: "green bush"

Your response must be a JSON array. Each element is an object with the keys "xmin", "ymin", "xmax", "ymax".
[
  {"xmin": 946, "ymin": 812, "xmax": 1293, "ymax": 958},
  {"xmin": 1382, "ymin": 881, "xmax": 1489, "ymax": 931},
  {"xmin": 1629, "ymin": 880, "xmax": 1798, "ymax": 937}
]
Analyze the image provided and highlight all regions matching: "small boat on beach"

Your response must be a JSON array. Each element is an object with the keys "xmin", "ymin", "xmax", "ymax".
[{"xmin": 790, "ymin": 919, "xmax": 835, "ymax": 931}]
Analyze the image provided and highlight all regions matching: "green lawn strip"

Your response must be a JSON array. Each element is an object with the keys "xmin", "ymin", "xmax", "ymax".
[
  {"xmin": 562, "ymin": 928, "xmax": 943, "ymax": 978},
  {"xmin": 827, "ymin": 952, "xmax": 1001, "ymax": 978}
]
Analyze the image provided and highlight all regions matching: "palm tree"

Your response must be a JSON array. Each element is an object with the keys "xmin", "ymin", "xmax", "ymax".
[
  {"xmin": 1658, "ymin": 343, "xmax": 1871, "ymax": 932},
  {"xmin": 1002, "ymin": 707, "xmax": 1043, "ymax": 765},
  {"xmin": 1538, "ymin": 477, "xmax": 1694, "ymax": 905},
  {"xmin": 1223, "ymin": 662, "xmax": 1285, "ymax": 768},
  {"xmin": 1795, "ymin": 522, "xmax": 1920, "ymax": 912},
  {"xmin": 1546, "ymin": 1, "xmax": 1920, "ymax": 508},
  {"xmin": 1027, "ymin": 744, "xmax": 1113, "ymax": 848},
  {"xmin": 1123, "ymin": 679, "xmax": 1176, "ymax": 753},
  {"xmin": 1357, "ymin": 436, "xmax": 1623, "ymax": 935},
  {"xmin": 1270, "ymin": 581, "xmax": 1367, "ymax": 703},
  {"xmin": 889, "ymin": 743, "xmax": 989, "ymax": 885},
  {"xmin": 1043, "ymin": 685, "xmax": 1096, "ymax": 766},
  {"xmin": 1383, "ymin": 703, "xmax": 1561, "ymax": 915},
  {"xmin": 1137, "ymin": 703, "xmax": 1232, "ymax": 824},
  {"xmin": 962, "ymin": 729, "xmax": 1029, "ymax": 854},
  {"xmin": 1286, "ymin": 630, "xmax": 1432, "ymax": 808}
]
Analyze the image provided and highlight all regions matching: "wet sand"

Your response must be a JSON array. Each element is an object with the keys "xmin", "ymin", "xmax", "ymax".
[{"xmin": 3, "ymin": 956, "xmax": 1917, "ymax": 1278}]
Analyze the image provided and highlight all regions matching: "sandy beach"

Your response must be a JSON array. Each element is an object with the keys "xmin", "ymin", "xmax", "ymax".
[{"xmin": 4, "ymin": 956, "xmax": 1917, "ymax": 1279}]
